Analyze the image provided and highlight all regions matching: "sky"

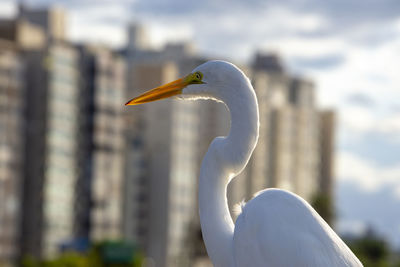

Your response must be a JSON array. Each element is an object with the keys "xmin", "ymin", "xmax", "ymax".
[{"xmin": 1, "ymin": 0, "xmax": 400, "ymax": 248}]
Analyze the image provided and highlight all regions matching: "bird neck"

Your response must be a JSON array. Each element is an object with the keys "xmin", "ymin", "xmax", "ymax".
[
  {"xmin": 223, "ymin": 85, "xmax": 259, "ymax": 175},
  {"xmin": 199, "ymin": 80, "xmax": 259, "ymax": 267},
  {"xmin": 199, "ymin": 157, "xmax": 234, "ymax": 267}
]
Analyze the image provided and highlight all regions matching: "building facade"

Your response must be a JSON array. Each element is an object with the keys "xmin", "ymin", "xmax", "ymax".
[
  {"xmin": 20, "ymin": 41, "xmax": 79, "ymax": 259},
  {"xmin": 19, "ymin": 5, "xmax": 66, "ymax": 42},
  {"xmin": 124, "ymin": 57, "xmax": 201, "ymax": 266},
  {"xmin": 75, "ymin": 45, "xmax": 126, "ymax": 242},
  {"xmin": 0, "ymin": 7, "xmax": 80, "ymax": 260},
  {"xmin": 228, "ymin": 55, "xmax": 322, "ymax": 209},
  {"xmin": 0, "ymin": 40, "xmax": 24, "ymax": 264},
  {"xmin": 318, "ymin": 110, "xmax": 335, "ymax": 197},
  {"xmin": 0, "ymin": 6, "xmax": 129, "ymax": 261}
]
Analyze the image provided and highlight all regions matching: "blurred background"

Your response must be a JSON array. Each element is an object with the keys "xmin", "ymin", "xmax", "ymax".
[{"xmin": 0, "ymin": 0, "xmax": 399, "ymax": 266}]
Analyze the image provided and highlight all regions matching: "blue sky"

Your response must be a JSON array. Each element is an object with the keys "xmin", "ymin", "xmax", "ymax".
[{"xmin": 2, "ymin": 0, "xmax": 400, "ymax": 248}]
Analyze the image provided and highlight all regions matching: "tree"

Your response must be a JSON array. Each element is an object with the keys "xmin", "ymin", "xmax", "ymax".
[
  {"xmin": 21, "ymin": 241, "xmax": 144, "ymax": 267},
  {"xmin": 311, "ymin": 192, "xmax": 334, "ymax": 225},
  {"xmin": 346, "ymin": 230, "xmax": 392, "ymax": 267}
]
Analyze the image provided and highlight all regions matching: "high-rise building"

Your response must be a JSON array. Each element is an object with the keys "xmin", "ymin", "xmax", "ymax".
[
  {"xmin": 290, "ymin": 78, "xmax": 320, "ymax": 199},
  {"xmin": 123, "ymin": 29, "xmax": 216, "ymax": 266},
  {"xmin": 1, "ymin": 6, "xmax": 128, "ymax": 260},
  {"xmin": 227, "ymin": 67, "xmax": 293, "ymax": 211},
  {"xmin": 0, "ymin": 39, "xmax": 24, "ymax": 264},
  {"xmin": 215, "ymin": 55, "xmax": 324, "ymax": 216},
  {"xmin": 0, "ymin": 18, "xmax": 46, "ymax": 50},
  {"xmin": 251, "ymin": 74, "xmax": 320, "ymax": 201},
  {"xmin": 20, "ymin": 41, "xmax": 79, "ymax": 259},
  {"xmin": 316, "ymin": 110, "xmax": 335, "ymax": 224},
  {"xmin": 252, "ymin": 52, "xmax": 284, "ymax": 73},
  {"xmin": 127, "ymin": 23, "xmax": 148, "ymax": 56},
  {"xmin": 19, "ymin": 5, "xmax": 66, "ymax": 41},
  {"xmin": 319, "ymin": 111, "xmax": 335, "ymax": 197},
  {"xmin": 75, "ymin": 45, "xmax": 126, "ymax": 241},
  {"xmin": 0, "ymin": 7, "xmax": 78, "ymax": 261},
  {"xmin": 124, "ymin": 59, "xmax": 201, "ymax": 266},
  {"xmin": 0, "ymin": 6, "xmax": 81, "ymax": 259}
]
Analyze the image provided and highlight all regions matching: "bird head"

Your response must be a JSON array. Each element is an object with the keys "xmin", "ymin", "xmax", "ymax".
[{"xmin": 125, "ymin": 60, "xmax": 250, "ymax": 105}]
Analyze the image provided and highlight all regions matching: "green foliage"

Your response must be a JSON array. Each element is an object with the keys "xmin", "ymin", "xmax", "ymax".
[
  {"xmin": 311, "ymin": 193, "xmax": 334, "ymax": 225},
  {"xmin": 345, "ymin": 232, "xmax": 400, "ymax": 267},
  {"xmin": 21, "ymin": 251, "xmax": 99, "ymax": 267},
  {"xmin": 21, "ymin": 241, "xmax": 144, "ymax": 267},
  {"xmin": 351, "ymin": 238, "xmax": 388, "ymax": 267}
]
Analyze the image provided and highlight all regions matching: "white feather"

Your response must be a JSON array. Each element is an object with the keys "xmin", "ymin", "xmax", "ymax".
[{"xmin": 233, "ymin": 199, "xmax": 246, "ymax": 217}]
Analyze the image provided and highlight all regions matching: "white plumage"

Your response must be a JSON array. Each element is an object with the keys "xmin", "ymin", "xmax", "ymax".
[
  {"xmin": 234, "ymin": 189, "xmax": 361, "ymax": 266},
  {"xmin": 126, "ymin": 60, "xmax": 363, "ymax": 267}
]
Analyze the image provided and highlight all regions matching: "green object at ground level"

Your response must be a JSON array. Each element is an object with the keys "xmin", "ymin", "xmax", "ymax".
[{"xmin": 101, "ymin": 242, "xmax": 135, "ymax": 264}]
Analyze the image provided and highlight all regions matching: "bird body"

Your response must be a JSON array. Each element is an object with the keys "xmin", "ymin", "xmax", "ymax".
[
  {"xmin": 126, "ymin": 60, "xmax": 363, "ymax": 267},
  {"xmin": 234, "ymin": 188, "xmax": 362, "ymax": 267}
]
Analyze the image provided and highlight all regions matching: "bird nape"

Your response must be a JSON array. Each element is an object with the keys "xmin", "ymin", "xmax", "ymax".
[{"xmin": 126, "ymin": 60, "xmax": 363, "ymax": 267}]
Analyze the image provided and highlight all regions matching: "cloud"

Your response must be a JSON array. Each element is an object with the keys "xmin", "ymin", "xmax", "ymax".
[
  {"xmin": 337, "ymin": 151, "xmax": 400, "ymax": 195},
  {"xmin": 291, "ymin": 53, "xmax": 345, "ymax": 70},
  {"xmin": 69, "ymin": 3, "xmax": 131, "ymax": 24},
  {"xmin": 346, "ymin": 93, "xmax": 375, "ymax": 108},
  {"xmin": 130, "ymin": 0, "xmax": 400, "ymax": 25},
  {"xmin": 21, "ymin": 0, "xmax": 400, "ymax": 67},
  {"xmin": 336, "ymin": 219, "xmax": 367, "ymax": 237},
  {"xmin": 338, "ymin": 95, "xmax": 400, "ymax": 166},
  {"xmin": 339, "ymin": 103, "xmax": 400, "ymax": 147},
  {"xmin": 0, "ymin": 0, "xmax": 17, "ymax": 18},
  {"xmin": 129, "ymin": 0, "xmax": 400, "ymax": 49},
  {"xmin": 339, "ymin": 106, "xmax": 375, "ymax": 135},
  {"xmin": 68, "ymin": 20, "xmax": 127, "ymax": 47},
  {"xmin": 341, "ymin": 131, "xmax": 400, "ymax": 167},
  {"xmin": 309, "ymin": 35, "xmax": 400, "ymax": 109}
]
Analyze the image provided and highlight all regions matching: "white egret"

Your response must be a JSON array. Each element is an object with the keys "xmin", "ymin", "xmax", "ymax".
[{"xmin": 126, "ymin": 60, "xmax": 362, "ymax": 267}]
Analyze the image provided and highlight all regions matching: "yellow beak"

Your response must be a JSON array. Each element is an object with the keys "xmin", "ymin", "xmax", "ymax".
[{"xmin": 125, "ymin": 77, "xmax": 188, "ymax": 106}]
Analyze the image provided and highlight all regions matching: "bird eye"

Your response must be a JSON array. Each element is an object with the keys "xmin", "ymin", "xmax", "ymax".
[{"xmin": 195, "ymin": 72, "xmax": 201, "ymax": 80}]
